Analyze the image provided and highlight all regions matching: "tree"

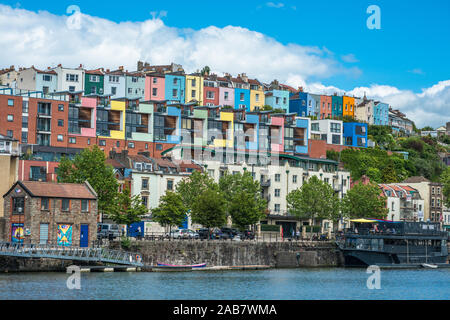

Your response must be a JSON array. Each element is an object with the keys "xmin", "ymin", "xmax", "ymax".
[
  {"xmin": 190, "ymin": 189, "xmax": 227, "ymax": 229},
  {"xmin": 341, "ymin": 182, "xmax": 388, "ymax": 219},
  {"xmin": 272, "ymin": 108, "xmax": 286, "ymax": 114},
  {"xmin": 57, "ymin": 145, "xmax": 119, "ymax": 216},
  {"xmin": 152, "ymin": 191, "xmax": 187, "ymax": 235},
  {"xmin": 107, "ymin": 186, "xmax": 148, "ymax": 228},
  {"xmin": 219, "ymin": 172, "xmax": 266, "ymax": 230},
  {"xmin": 261, "ymin": 105, "xmax": 273, "ymax": 111},
  {"xmin": 176, "ymin": 171, "xmax": 217, "ymax": 211},
  {"xmin": 201, "ymin": 66, "xmax": 210, "ymax": 76},
  {"xmin": 286, "ymin": 175, "xmax": 340, "ymax": 225},
  {"xmin": 441, "ymin": 167, "xmax": 450, "ymax": 208}
]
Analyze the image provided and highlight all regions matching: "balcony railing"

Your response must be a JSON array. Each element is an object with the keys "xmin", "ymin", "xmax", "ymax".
[{"xmin": 260, "ymin": 179, "xmax": 271, "ymax": 187}]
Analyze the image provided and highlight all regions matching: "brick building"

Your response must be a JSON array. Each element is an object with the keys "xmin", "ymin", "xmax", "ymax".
[{"xmin": 2, "ymin": 181, "xmax": 98, "ymax": 247}]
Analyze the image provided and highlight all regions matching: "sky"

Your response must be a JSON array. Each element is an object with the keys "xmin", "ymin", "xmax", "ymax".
[{"xmin": 0, "ymin": 0, "xmax": 449, "ymax": 127}]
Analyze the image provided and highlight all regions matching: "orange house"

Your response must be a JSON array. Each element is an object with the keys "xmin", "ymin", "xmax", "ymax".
[{"xmin": 342, "ymin": 96, "xmax": 355, "ymax": 118}]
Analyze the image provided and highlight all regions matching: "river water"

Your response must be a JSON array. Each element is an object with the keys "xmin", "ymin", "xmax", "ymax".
[{"xmin": 0, "ymin": 268, "xmax": 448, "ymax": 300}]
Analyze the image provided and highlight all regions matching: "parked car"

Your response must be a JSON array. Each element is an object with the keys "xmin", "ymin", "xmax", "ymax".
[
  {"xmin": 220, "ymin": 227, "xmax": 236, "ymax": 239},
  {"xmin": 241, "ymin": 230, "xmax": 255, "ymax": 240},
  {"xmin": 211, "ymin": 228, "xmax": 231, "ymax": 240},
  {"xmin": 198, "ymin": 228, "xmax": 211, "ymax": 239},
  {"xmin": 185, "ymin": 229, "xmax": 199, "ymax": 239},
  {"xmin": 97, "ymin": 223, "xmax": 121, "ymax": 240}
]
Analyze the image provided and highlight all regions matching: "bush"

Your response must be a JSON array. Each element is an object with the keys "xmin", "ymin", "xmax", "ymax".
[
  {"xmin": 121, "ymin": 236, "xmax": 131, "ymax": 249},
  {"xmin": 260, "ymin": 224, "xmax": 281, "ymax": 232}
]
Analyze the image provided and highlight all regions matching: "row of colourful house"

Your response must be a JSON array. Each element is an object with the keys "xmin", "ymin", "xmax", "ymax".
[
  {"xmin": 0, "ymin": 90, "xmax": 369, "ymax": 161},
  {"xmin": 0, "ymin": 62, "xmax": 393, "ymax": 125}
]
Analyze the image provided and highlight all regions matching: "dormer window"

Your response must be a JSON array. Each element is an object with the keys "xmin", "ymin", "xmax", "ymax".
[{"xmin": 135, "ymin": 163, "xmax": 143, "ymax": 171}]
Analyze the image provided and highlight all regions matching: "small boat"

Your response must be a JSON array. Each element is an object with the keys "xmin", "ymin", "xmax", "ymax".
[
  {"xmin": 156, "ymin": 262, "xmax": 207, "ymax": 268},
  {"xmin": 422, "ymin": 263, "xmax": 438, "ymax": 269}
]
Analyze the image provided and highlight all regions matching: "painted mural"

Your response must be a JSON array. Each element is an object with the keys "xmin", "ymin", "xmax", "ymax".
[
  {"xmin": 11, "ymin": 223, "xmax": 24, "ymax": 243},
  {"xmin": 57, "ymin": 224, "xmax": 73, "ymax": 247}
]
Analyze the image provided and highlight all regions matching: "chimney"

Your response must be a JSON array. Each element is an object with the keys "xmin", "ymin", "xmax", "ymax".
[
  {"xmin": 298, "ymin": 86, "xmax": 303, "ymax": 92},
  {"xmin": 241, "ymin": 73, "xmax": 248, "ymax": 82},
  {"xmin": 106, "ymin": 69, "xmax": 110, "ymax": 73},
  {"xmin": 58, "ymin": 64, "xmax": 62, "ymax": 67},
  {"xmin": 137, "ymin": 61, "xmax": 143, "ymax": 71},
  {"xmin": 118, "ymin": 66, "xmax": 124, "ymax": 71},
  {"xmin": 79, "ymin": 64, "xmax": 83, "ymax": 68}
]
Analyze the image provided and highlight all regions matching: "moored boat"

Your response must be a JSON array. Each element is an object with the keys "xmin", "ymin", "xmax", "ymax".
[
  {"xmin": 156, "ymin": 262, "xmax": 207, "ymax": 268},
  {"xmin": 336, "ymin": 220, "xmax": 449, "ymax": 268}
]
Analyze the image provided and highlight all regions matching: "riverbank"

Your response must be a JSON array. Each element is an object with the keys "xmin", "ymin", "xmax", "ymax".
[
  {"xmin": 109, "ymin": 239, "xmax": 342, "ymax": 268},
  {"xmin": 0, "ymin": 240, "xmax": 341, "ymax": 272}
]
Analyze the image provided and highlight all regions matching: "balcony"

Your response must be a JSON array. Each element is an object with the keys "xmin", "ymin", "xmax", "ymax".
[{"xmin": 260, "ymin": 179, "xmax": 271, "ymax": 187}]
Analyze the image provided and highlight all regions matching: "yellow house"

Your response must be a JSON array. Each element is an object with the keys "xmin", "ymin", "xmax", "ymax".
[
  {"xmin": 185, "ymin": 74, "xmax": 204, "ymax": 105},
  {"xmin": 249, "ymin": 79, "xmax": 264, "ymax": 111},
  {"xmin": 213, "ymin": 111, "xmax": 234, "ymax": 148},
  {"xmin": 342, "ymin": 96, "xmax": 355, "ymax": 118},
  {"xmin": 98, "ymin": 100, "xmax": 126, "ymax": 140},
  {"xmin": 0, "ymin": 136, "xmax": 19, "ymax": 219}
]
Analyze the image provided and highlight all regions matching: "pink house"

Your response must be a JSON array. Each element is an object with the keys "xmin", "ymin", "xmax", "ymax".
[
  {"xmin": 77, "ymin": 97, "xmax": 97, "ymax": 137},
  {"xmin": 270, "ymin": 116, "xmax": 284, "ymax": 152},
  {"xmin": 145, "ymin": 75, "xmax": 165, "ymax": 101},
  {"xmin": 219, "ymin": 87, "xmax": 234, "ymax": 107}
]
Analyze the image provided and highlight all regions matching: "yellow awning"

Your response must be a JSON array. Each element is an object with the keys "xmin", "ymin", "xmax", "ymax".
[{"xmin": 350, "ymin": 219, "xmax": 375, "ymax": 223}]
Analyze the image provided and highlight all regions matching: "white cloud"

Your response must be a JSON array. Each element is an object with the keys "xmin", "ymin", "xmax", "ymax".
[
  {"xmin": 341, "ymin": 53, "xmax": 359, "ymax": 63},
  {"xmin": 0, "ymin": 5, "xmax": 448, "ymax": 128},
  {"xmin": 266, "ymin": 2, "xmax": 285, "ymax": 9},
  {"xmin": 408, "ymin": 68, "xmax": 425, "ymax": 75}
]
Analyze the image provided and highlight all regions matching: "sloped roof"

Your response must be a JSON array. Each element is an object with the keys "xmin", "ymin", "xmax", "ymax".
[
  {"xmin": 402, "ymin": 176, "xmax": 430, "ymax": 183},
  {"xmin": 7, "ymin": 181, "xmax": 97, "ymax": 199}
]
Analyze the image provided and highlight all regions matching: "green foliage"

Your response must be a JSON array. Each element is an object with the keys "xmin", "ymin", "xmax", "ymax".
[
  {"xmin": 441, "ymin": 167, "xmax": 450, "ymax": 208},
  {"xmin": 368, "ymin": 125, "xmax": 395, "ymax": 149},
  {"xmin": 341, "ymin": 183, "xmax": 389, "ymax": 219},
  {"xmin": 191, "ymin": 189, "xmax": 227, "ymax": 229},
  {"xmin": 107, "ymin": 186, "xmax": 148, "ymax": 226},
  {"xmin": 120, "ymin": 236, "xmax": 131, "ymax": 249},
  {"xmin": 176, "ymin": 171, "xmax": 217, "ymax": 211},
  {"xmin": 261, "ymin": 105, "xmax": 273, "ymax": 111},
  {"xmin": 260, "ymin": 224, "xmax": 281, "ymax": 232},
  {"xmin": 287, "ymin": 175, "xmax": 340, "ymax": 223},
  {"xmin": 272, "ymin": 108, "xmax": 286, "ymax": 114},
  {"xmin": 219, "ymin": 172, "xmax": 266, "ymax": 230},
  {"xmin": 326, "ymin": 150, "xmax": 339, "ymax": 162},
  {"xmin": 201, "ymin": 66, "xmax": 210, "ymax": 75},
  {"xmin": 152, "ymin": 191, "xmax": 187, "ymax": 229},
  {"xmin": 57, "ymin": 145, "xmax": 119, "ymax": 215},
  {"xmin": 421, "ymin": 126, "xmax": 434, "ymax": 131}
]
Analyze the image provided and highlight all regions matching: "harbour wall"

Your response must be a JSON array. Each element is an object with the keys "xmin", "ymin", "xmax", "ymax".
[
  {"xmin": 110, "ymin": 240, "xmax": 343, "ymax": 268},
  {"xmin": 0, "ymin": 256, "xmax": 102, "ymax": 272}
]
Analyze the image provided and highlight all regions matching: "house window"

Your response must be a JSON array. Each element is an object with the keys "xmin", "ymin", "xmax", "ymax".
[
  {"xmin": 7, "ymin": 130, "xmax": 13, "ymax": 138},
  {"xmin": 111, "ymin": 87, "xmax": 117, "ymax": 95},
  {"xmin": 12, "ymin": 197, "xmax": 25, "ymax": 214},
  {"xmin": 41, "ymin": 198, "xmax": 49, "ymax": 211},
  {"xmin": 173, "ymin": 78, "xmax": 178, "ymax": 85},
  {"xmin": 274, "ymin": 204, "xmax": 280, "ymax": 212},
  {"xmin": 58, "ymin": 119, "xmax": 64, "ymax": 127},
  {"xmin": 167, "ymin": 180, "xmax": 174, "ymax": 191},
  {"xmin": 191, "ymin": 90, "xmax": 196, "ymax": 98},
  {"xmin": 293, "ymin": 175, "xmax": 297, "ymax": 183},
  {"xmin": 43, "ymin": 75, "xmax": 52, "ymax": 82},
  {"xmin": 87, "ymin": 138, "xmax": 91, "ymax": 145},
  {"xmin": 255, "ymin": 93, "xmax": 260, "ymax": 102},
  {"xmin": 21, "ymin": 132, "xmax": 28, "ymax": 143},
  {"xmin": 99, "ymin": 140, "xmax": 106, "ymax": 146},
  {"xmin": 152, "ymin": 88, "xmax": 157, "ymax": 96},
  {"xmin": 81, "ymin": 200, "xmax": 89, "ymax": 212},
  {"xmin": 156, "ymin": 144, "xmax": 163, "ymax": 151},
  {"xmin": 7, "ymin": 115, "xmax": 13, "ymax": 122},
  {"xmin": 142, "ymin": 178, "xmax": 149, "ymax": 190},
  {"xmin": 240, "ymin": 93, "xmax": 245, "ymax": 101},
  {"xmin": 61, "ymin": 199, "xmax": 70, "ymax": 211},
  {"xmin": 69, "ymin": 86, "xmax": 75, "ymax": 92},
  {"xmin": 69, "ymin": 137, "xmax": 76, "ymax": 144},
  {"xmin": 141, "ymin": 196, "xmax": 148, "ymax": 208},
  {"xmin": 224, "ymin": 92, "xmax": 229, "ymax": 100},
  {"xmin": 128, "ymin": 88, "xmax": 133, "ymax": 94},
  {"xmin": 145, "ymin": 143, "xmax": 148, "ymax": 150},
  {"xmin": 153, "ymin": 78, "xmax": 157, "ymax": 84},
  {"xmin": 172, "ymin": 89, "xmax": 178, "ymax": 98},
  {"xmin": 128, "ymin": 142, "xmax": 135, "ymax": 148},
  {"xmin": 22, "ymin": 101, "xmax": 29, "ymax": 113},
  {"xmin": 275, "ymin": 189, "xmax": 280, "ymax": 197},
  {"xmin": 392, "ymin": 202, "xmax": 394, "ymax": 211},
  {"xmin": 57, "ymin": 135, "xmax": 63, "ymax": 142},
  {"xmin": 207, "ymin": 91, "xmax": 214, "ymax": 99},
  {"xmin": 89, "ymin": 75, "xmax": 99, "ymax": 82},
  {"xmin": 58, "ymin": 104, "xmax": 64, "ymax": 111},
  {"xmin": 275, "ymin": 174, "xmax": 280, "ymax": 182},
  {"xmin": 8, "ymin": 99, "xmax": 14, "ymax": 106},
  {"xmin": 66, "ymin": 74, "xmax": 79, "ymax": 82}
]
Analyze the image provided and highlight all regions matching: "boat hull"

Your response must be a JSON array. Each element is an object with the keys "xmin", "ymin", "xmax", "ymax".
[{"xmin": 156, "ymin": 262, "xmax": 207, "ymax": 268}]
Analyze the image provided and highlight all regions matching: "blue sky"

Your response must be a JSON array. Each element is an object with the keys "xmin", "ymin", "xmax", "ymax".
[
  {"xmin": 3, "ymin": 0, "xmax": 449, "ymax": 92},
  {"xmin": 0, "ymin": 0, "xmax": 449, "ymax": 126}
]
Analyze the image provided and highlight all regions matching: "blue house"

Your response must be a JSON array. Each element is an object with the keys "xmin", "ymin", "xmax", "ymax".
[
  {"xmin": 343, "ymin": 122, "xmax": 368, "ymax": 148},
  {"xmin": 294, "ymin": 117, "xmax": 309, "ymax": 154},
  {"xmin": 289, "ymin": 91, "xmax": 308, "ymax": 116},
  {"xmin": 307, "ymin": 94, "xmax": 321, "ymax": 118},
  {"xmin": 234, "ymin": 88, "xmax": 250, "ymax": 111},
  {"xmin": 245, "ymin": 113, "xmax": 259, "ymax": 150},
  {"xmin": 374, "ymin": 102, "xmax": 389, "ymax": 126},
  {"xmin": 165, "ymin": 73, "xmax": 185, "ymax": 104},
  {"xmin": 265, "ymin": 89, "xmax": 289, "ymax": 112}
]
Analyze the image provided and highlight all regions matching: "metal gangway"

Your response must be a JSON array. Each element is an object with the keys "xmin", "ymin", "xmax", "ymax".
[{"xmin": 0, "ymin": 242, "xmax": 144, "ymax": 267}]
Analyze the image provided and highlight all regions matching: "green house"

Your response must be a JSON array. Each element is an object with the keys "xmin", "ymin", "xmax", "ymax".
[{"xmin": 85, "ymin": 69, "xmax": 104, "ymax": 95}]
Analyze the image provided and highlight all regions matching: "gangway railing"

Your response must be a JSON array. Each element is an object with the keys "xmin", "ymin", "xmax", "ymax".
[{"xmin": 0, "ymin": 242, "xmax": 143, "ymax": 267}]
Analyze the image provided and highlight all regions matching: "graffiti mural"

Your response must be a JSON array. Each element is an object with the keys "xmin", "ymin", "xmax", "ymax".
[
  {"xmin": 57, "ymin": 224, "xmax": 73, "ymax": 247},
  {"xmin": 11, "ymin": 223, "xmax": 24, "ymax": 243}
]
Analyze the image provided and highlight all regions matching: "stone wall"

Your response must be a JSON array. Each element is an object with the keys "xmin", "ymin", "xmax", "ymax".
[
  {"xmin": 0, "ymin": 256, "xmax": 102, "ymax": 272},
  {"xmin": 0, "ymin": 218, "xmax": 5, "ymax": 241},
  {"xmin": 112, "ymin": 240, "xmax": 343, "ymax": 268}
]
